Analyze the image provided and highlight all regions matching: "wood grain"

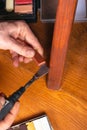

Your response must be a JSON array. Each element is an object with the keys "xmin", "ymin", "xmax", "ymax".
[
  {"xmin": 0, "ymin": 22, "xmax": 87, "ymax": 130},
  {"xmin": 47, "ymin": 0, "xmax": 77, "ymax": 89}
]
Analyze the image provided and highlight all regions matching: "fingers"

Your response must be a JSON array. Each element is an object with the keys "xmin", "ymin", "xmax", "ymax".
[
  {"xmin": 0, "ymin": 21, "xmax": 43, "ymax": 67},
  {"xmin": 10, "ymin": 50, "xmax": 33, "ymax": 67},
  {"xmin": 0, "ymin": 97, "xmax": 5, "ymax": 109},
  {"xmin": 25, "ymin": 28, "xmax": 43, "ymax": 56},
  {"xmin": 4, "ymin": 101, "xmax": 20, "ymax": 124},
  {"xmin": 7, "ymin": 36, "xmax": 35, "ymax": 58},
  {"xmin": 0, "ymin": 95, "xmax": 5, "ymax": 110},
  {"xmin": 11, "ymin": 51, "xmax": 19, "ymax": 67},
  {"xmin": 10, "ymin": 50, "xmax": 19, "ymax": 67},
  {"xmin": 0, "ymin": 101, "xmax": 20, "ymax": 130},
  {"xmin": 12, "ymin": 21, "xmax": 43, "ymax": 55},
  {"xmin": 23, "ymin": 57, "xmax": 32, "ymax": 63},
  {"xmin": 19, "ymin": 55, "xmax": 24, "ymax": 62},
  {"xmin": 0, "ymin": 93, "xmax": 20, "ymax": 130}
]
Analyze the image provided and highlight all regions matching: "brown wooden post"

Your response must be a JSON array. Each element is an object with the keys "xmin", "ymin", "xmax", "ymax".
[{"xmin": 47, "ymin": 0, "xmax": 77, "ymax": 89}]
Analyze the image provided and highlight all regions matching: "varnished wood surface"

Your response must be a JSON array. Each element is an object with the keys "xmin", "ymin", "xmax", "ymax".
[
  {"xmin": 48, "ymin": 0, "xmax": 77, "ymax": 89},
  {"xmin": 0, "ymin": 21, "xmax": 87, "ymax": 130}
]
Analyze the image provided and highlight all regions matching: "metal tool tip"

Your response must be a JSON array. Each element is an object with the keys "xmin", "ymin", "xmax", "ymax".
[{"xmin": 35, "ymin": 64, "xmax": 49, "ymax": 78}]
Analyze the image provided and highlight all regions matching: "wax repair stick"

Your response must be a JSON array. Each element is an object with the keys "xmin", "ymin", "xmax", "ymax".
[{"xmin": 6, "ymin": 0, "xmax": 14, "ymax": 12}]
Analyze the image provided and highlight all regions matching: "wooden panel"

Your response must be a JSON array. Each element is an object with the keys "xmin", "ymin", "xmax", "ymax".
[{"xmin": 47, "ymin": 0, "xmax": 77, "ymax": 89}]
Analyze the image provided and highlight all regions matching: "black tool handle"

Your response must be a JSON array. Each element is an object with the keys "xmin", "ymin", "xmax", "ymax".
[
  {"xmin": 0, "ymin": 100, "xmax": 14, "ymax": 120},
  {"xmin": 0, "ymin": 87, "xmax": 25, "ymax": 120}
]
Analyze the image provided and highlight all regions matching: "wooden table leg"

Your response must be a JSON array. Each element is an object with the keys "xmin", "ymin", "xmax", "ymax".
[{"xmin": 47, "ymin": 0, "xmax": 77, "ymax": 89}]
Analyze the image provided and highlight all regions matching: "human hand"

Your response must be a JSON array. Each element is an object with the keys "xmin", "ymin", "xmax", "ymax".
[
  {"xmin": 0, "ymin": 94, "xmax": 20, "ymax": 130},
  {"xmin": 0, "ymin": 21, "xmax": 43, "ymax": 67}
]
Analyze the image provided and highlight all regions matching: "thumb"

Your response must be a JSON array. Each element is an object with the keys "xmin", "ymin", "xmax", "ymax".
[{"xmin": 7, "ymin": 37, "xmax": 35, "ymax": 58}]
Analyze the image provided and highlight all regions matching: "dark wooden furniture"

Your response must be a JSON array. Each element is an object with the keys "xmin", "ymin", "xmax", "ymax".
[{"xmin": 47, "ymin": 0, "xmax": 78, "ymax": 89}]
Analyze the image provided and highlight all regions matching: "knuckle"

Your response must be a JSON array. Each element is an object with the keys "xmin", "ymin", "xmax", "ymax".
[{"xmin": 15, "ymin": 20, "xmax": 27, "ymax": 27}]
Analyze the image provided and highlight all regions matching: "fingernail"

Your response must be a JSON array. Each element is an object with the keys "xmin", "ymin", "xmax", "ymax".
[{"xmin": 26, "ymin": 50, "xmax": 35, "ymax": 58}]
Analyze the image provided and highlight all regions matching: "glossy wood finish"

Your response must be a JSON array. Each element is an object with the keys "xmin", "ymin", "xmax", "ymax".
[
  {"xmin": 0, "ymin": 22, "xmax": 87, "ymax": 130},
  {"xmin": 48, "ymin": 0, "xmax": 77, "ymax": 89}
]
